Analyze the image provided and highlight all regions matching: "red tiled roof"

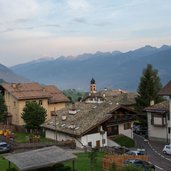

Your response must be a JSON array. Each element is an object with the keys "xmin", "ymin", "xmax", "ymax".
[
  {"xmin": 1, "ymin": 83, "xmax": 69, "ymax": 103},
  {"xmin": 44, "ymin": 85, "xmax": 69, "ymax": 103}
]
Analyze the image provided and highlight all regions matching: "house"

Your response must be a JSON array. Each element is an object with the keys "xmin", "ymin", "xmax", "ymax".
[
  {"xmin": 0, "ymin": 82, "xmax": 69, "ymax": 130},
  {"xmin": 158, "ymin": 80, "xmax": 171, "ymax": 143},
  {"xmin": 144, "ymin": 101, "xmax": 169, "ymax": 142},
  {"xmin": 42, "ymin": 92, "xmax": 137, "ymax": 148},
  {"xmin": 144, "ymin": 80, "xmax": 171, "ymax": 143}
]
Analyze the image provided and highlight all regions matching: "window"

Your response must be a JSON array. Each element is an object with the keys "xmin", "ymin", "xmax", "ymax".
[
  {"xmin": 107, "ymin": 127, "xmax": 112, "ymax": 133},
  {"xmin": 167, "ymin": 113, "xmax": 170, "ymax": 121},
  {"xmin": 168, "ymin": 127, "xmax": 171, "ymax": 134},
  {"xmin": 102, "ymin": 139, "xmax": 105, "ymax": 145},
  {"xmin": 124, "ymin": 122, "xmax": 131, "ymax": 130},
  {"xmin": 88, "ymin": 142, "xmax": 92, "ymax": 147},
  {"xmin": 151, "ymin": 113, "xmax": 166, "ymax": 126},
  {"xmin": 107, "ymin": 125, "xmax": 118, "ymax": 135}
]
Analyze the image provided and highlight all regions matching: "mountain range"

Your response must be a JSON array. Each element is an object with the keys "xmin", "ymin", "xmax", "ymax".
[
  {"xmin": 1, "ymin": 45, "xmax": 171, "ymax": 91},
  {"xmin": 0, "ymin": 64, "xmax": 28, "ymax": 83}
]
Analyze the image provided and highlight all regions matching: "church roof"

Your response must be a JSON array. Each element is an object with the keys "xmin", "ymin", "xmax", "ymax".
[{"xmin": 90, "ymin": 78, "xmax": 95, "ymax": 84}]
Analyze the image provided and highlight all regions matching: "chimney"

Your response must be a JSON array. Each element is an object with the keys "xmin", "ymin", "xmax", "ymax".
[
  {"xmin": 62, "ymin": 115, "xmax": 67, "ymax": 121},
  {"xmin": 150, "ymin": 100, "xmax": 154, "ymax": 106},
  {"xmin": 11, "ymin": 83, "xmax": 17, "ymax": 88}
]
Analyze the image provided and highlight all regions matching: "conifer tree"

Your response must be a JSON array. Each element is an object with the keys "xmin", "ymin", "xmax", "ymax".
[
  {"xmin": 135, "ymin": 64, "xmax": 163, "ymax": 113},
  {"xmin": 0, "ymin": 94, "xmax": 7, "ymax": 123}
]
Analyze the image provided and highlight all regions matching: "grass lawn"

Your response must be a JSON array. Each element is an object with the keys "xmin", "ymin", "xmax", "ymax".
[
  {"xmin": 13, "ymin": 132, "xmax": 30, "ymax": 143},
  {"xmin": 0, "ymin": 155, "xmax": 18, "ymax": 171},
  {"xmin": 0, "ymin": 152, "xmax": 105, "ymax": 171},
  {"xmin": 13, "ymin": 132, "xmax": 54, "ymax": 144},
  {"xmin": 65, "ymin": 152, "xmax": 105, "ymax": 171},
  {"xmin": 2, "ymin": 132, "xmax": 105, "ymax": 171},
  {"xmin": 111, "ymin": 135, "xmax": 135, "ymax": 148}
]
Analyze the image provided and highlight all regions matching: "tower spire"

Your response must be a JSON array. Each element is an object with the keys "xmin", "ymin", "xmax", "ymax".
[{"xmin": 90, "ymin": 77, "xmax": 96, "ymax": 93}]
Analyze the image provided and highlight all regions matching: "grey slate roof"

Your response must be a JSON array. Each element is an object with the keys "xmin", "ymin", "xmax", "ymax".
[
  {"xmin": 42, "ymin": 92, "xmax": 137, "ymax": 136},
  {"xmin": 159, "ymin": 80, "xmax": 171, "ymax": 96},
  {"xmin": 144, "ymin": 101, "xmax": 169, "ymax": 113},
  {"xmin": 4, "ymin": 146, "xmax": 76, "ymax": 171}
]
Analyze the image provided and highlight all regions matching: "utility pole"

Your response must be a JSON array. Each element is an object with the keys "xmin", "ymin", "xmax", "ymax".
[
  {"xmin": 52, "ymin": 110, "xmax": 58, "ymax": 145},
  {"xmin": 55, "ymin": 113, "xmax": 58, "ymax": 144}
]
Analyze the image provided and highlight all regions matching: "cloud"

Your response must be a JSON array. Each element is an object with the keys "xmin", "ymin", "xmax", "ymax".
[
  {"xmin": 0, "ymin": 0, "xmax": 171, "ymax": 66},
  {"xmin": 67, "ymin": 0, "xmax": 90, "ymax": 11},
  {"xmin": 73, "ymin": 17, "xmax": 87, "ymax": 24},
  {"xmin": 0, "ymin": 0, "xmax": 40, "ymax": 22}
]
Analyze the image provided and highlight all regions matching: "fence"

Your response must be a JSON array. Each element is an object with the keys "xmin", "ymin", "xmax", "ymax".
[{"xmin": 102, "ymin": 154, "xmax": 149, "ymax": 170}]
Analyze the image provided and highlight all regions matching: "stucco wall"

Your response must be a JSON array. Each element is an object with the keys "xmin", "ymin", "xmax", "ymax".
[
  {"xmin": 45, "ymin": 130, "xmax": 83, "ymax": 148},
  {"xmin": 147, "ymin": 112, "xmax": 168, "ymax": 141},
  {"xmin": 4, "ymin": 89, "xmax": 67, "ymax": 126},
  {"xmin": 45, "ymin": 129, "xmax": 107, "ymax": 148},
  {"xmin": 48, "ymin": 103, "xmax": 66, "ymax": 118},
  {"xmin": 81, "ymin": 132, "xmax": 107, "ymax": 148},
  {"xmin": 4, "ymin": 91, "xmax": 19, "ymax": 125},
  {"xmin": 119, "ymin": 122, "xmax": 133, "ymax": 139}
]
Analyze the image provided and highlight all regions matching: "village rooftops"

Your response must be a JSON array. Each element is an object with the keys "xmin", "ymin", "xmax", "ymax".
[
  {"xmin": 159, "ymin": 80, "xmax": 171, "ymax": 96},
  {"xmin": 44, "ymin": 85, "xmax": 69, "ymax": 103},
  {"xmin": 0, "ymin": 82, "xmax": 69, "ymax": 103},
  {"xmin": 42, "ymin": 92, "xmax": 137, "ymax": 137},
  {"xmin": 82, "ymin": 89, "xmax": 131, "ymax": 102},
  {"xmin": 99, "ymin": 89, "xmax": 128, "ymax": 98},
  {"xmin": 144, "ymin": 101, "xmax": 169, "ymax": 113}
]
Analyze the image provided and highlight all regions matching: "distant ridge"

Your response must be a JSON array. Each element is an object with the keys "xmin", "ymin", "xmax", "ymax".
[
  {"xmin": 0, "ymin": 63, "xmax": 29, "ymax": 83},
  {"xmin": 10, "ymin": 45, "xmax": 171, "ymax": 91}
]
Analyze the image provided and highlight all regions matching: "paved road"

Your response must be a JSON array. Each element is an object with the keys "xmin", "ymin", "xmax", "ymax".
[{"xmin": 134, "ymin": 134, "xmax": 171, "ymax": 171}]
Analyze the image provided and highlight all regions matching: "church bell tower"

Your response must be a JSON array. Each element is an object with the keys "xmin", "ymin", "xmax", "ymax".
[{"xmin": 90, "ymin": 78, "xmax": 96, "ymax": 94}]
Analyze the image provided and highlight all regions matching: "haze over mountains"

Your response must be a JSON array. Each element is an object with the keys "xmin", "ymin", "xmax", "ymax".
[
  {"xmin": 1, "ymin": 45, "xmax": 170, "ymax": 91},
  {"xmin": 0, "ymin": 64, "xmax": 29, "ymax": 83}
]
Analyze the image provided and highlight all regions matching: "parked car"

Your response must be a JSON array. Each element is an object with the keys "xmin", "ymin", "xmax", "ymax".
[
  {"xmin": 124, "ymin": 159, "xmax": 155, "ymax": 171},
  {"xmin": 126, "ymin": 149, "xmax": 145, "ymax": 155},
  {"xmin": 134, "ymin": 125, "xmax": 148, "ymax": 135},
  {"xmin": 162, "ymin": 144, "xmax": 171, "ymax": 155},
  {"xmin": 0, "ymin": 142, "xmax": 11, "ymax": 153},
  {"xmin": 112, "ymin": 146, "xmax": 129, "ymax": 154}
]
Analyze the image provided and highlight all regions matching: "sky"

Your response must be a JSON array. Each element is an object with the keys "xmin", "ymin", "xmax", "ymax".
[{"xmin": 0, "ymin": 0, "xmax": 171, "ymax": 67}]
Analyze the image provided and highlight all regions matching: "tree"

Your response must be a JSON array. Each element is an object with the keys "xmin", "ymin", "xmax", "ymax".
[
  {"xmin": 88, "ymin": 148, "xmax": 97, "ymax": 171},
  {"xmin": 135, "ymin": 64, "xmax": 163, "ymax": 113},
  {"xmin": 0, "ymin": 94, "xmax": 7, "ymax": 123},
  {"xmin": 21, "ymin": 101, "xmax": 47, "ymax": 131}
]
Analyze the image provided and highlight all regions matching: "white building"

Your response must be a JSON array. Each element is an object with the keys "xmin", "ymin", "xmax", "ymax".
[
  {"xmin": 42, "ymin": 93, "xmax": 137, "ymax": 149},
  {"xmin": 145, "ymin": 101, "xmax": 170, "ymax": 142}
]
